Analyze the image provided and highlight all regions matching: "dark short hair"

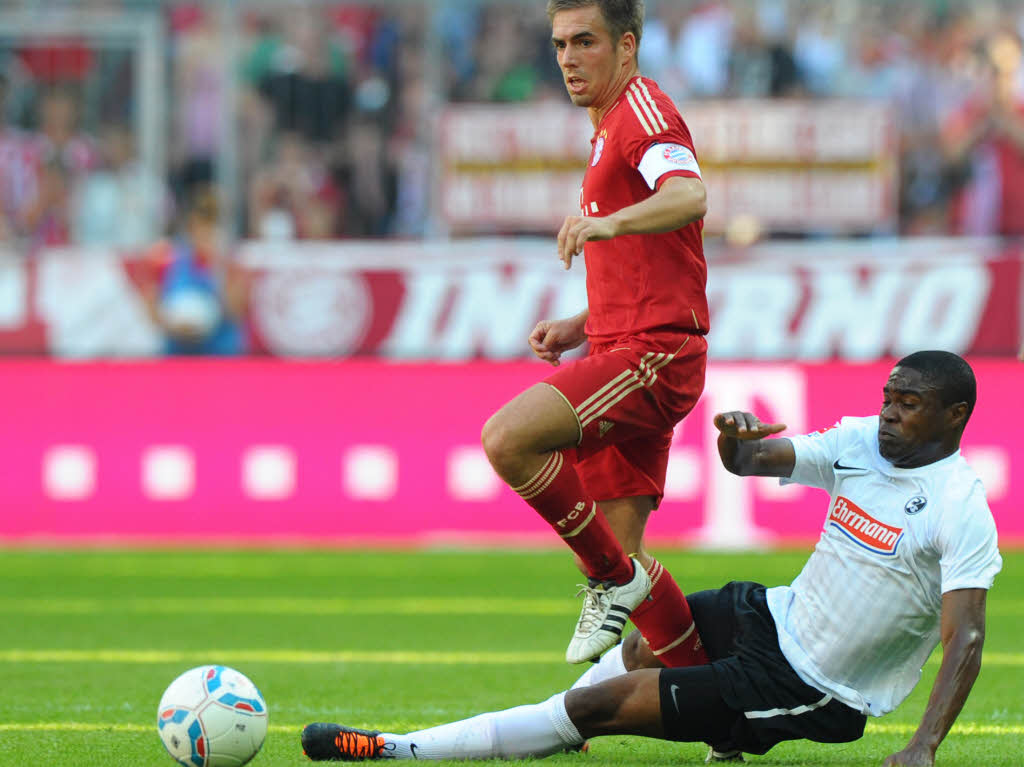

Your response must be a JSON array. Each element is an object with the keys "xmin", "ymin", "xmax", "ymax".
[
  {"xmin": 546, "ymin": 0, "xmax": 644, "ymax": 47},
  {"xmin": 895, "ymin": 350, "xmax": 977, "ymax": 419}
]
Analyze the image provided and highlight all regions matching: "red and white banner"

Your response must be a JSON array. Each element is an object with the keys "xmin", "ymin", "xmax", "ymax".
[
  {"xmin": 440, "ymin": 101, "xmax": 898, "ymax": 234},
  {"xmin": 0, "ymin": 237, "xmax": 1019, "ymax": 360},
  {"xmin": 0, "ymin": 359, "xmax": 1018, "ymax": 546}
]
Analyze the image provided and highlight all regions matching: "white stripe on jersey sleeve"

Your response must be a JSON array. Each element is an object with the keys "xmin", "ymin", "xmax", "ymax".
[
  {"xmin": 632, "ymin": 79, "xmax": 669, "ymax": 131},
  {"xmin": 637, "ymin": 143, "xmax": 702, "ymax": 190},
  {"xmin": 625, "ymin": 91, "xmax": 655, "ymax": 136}
]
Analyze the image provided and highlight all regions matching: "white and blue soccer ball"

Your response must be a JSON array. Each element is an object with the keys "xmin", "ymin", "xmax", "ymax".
[{"xmin": 157, "ymin": 665, "xmax": 268, "ymax": 767}]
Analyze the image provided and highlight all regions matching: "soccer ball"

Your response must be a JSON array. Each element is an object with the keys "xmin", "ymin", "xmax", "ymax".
[{"xmin": 157, "ymin": 665, "xmax": 269, "ymax": 767}]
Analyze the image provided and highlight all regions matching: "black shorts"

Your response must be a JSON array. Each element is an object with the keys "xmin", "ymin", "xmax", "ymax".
[{"xmin": 658, "ymin": 581, "xmax": 867, "ymax": 755}]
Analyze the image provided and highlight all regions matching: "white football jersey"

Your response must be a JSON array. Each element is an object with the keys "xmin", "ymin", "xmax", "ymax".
[{"xmin": 766, "ymin": 416, "xmax": 1002, "ymax": 717}]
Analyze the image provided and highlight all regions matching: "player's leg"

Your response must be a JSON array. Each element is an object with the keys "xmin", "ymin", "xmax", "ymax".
[
  {"xmin": 570, "ymin": 630, "xmax": 655, "ymax": 691},
  {"xmin": 571, "ymin": 436, "xmax": 710, "ymax": 671},
  {"xmin": 302, "ymin": 668, "xmax": 711, "ymax": 761},
  {"xmin": 482, "ymin": 381, "xmax": 652, "ymax": 663},
  {"xmin": 481, "ymin": 382, "xmax": 634, "ymax": 585},
  {"xmin": 562, "ymin": 333, "xmax": 709, "ymax": 666},
  {"xmin": 601, "ymin": 495, "xmax": 710, "ymax": 667}
]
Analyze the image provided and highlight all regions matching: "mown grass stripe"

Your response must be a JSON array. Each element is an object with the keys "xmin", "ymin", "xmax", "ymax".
[
  {"xmin": 865, "ymin": 722, "xmax": 1024, "ymax": 736},
  {"xmin": 0, "ymin": 723, "xmax": 304, "ymax": 734},
  {"xmin": 0, "ymin": 721, "xmax": 1021, "ymax": 736},
  {"xmin": 2, "ymin": 648, "xmax": 1024, "ymax": 666},
  {"xmin": 3, "ymin": 596, "xmax": 1023, "ymax": 617},
  {"xmin": 0, "ymin": 597, "xmax": 573, "ymax": 615},
  {"xmin": 0, "ymin": 649, "xmax": 564, "ymax": 664}
]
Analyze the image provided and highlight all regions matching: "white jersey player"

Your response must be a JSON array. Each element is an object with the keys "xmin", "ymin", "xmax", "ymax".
[
  {"xmin": 302, "ymin": 351, "xmax": 1000, "ymax": 767},
  {"xmin": 769, "ymin": 413, "xmax": 999, "ymax": 718}
]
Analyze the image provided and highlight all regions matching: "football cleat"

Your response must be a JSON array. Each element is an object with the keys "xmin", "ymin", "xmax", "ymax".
[
  {"xmin": 705, "ymin": 746, "xmax": 745, "ymax": 763},
  {"xmin": 566, "ymin": 556, "xmax": 652, "ymax": 664},
  {"xmin": 302, "ymin": 723, "xmax": 393, "ymax": 761}
]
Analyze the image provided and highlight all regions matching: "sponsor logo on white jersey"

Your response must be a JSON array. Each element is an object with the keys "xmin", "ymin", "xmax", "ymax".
[{"xmin": 827, "ymin": 496, "xmax": 904, "ymax": 555}]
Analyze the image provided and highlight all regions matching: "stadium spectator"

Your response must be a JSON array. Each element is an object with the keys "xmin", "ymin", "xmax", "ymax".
[
  {"xmin": 248, "ymin": 131, "xmax": 339, "ymax": 239},
  {"xmin": 941, "ymin": 31, "xmax": 1024, "ymax": 236},
  {"xmin": 304, "ymin": 351, "xmax": 1000, "ymax": 767},
  {"xmin": 21, "ymin": 87, "xmax": 98, "ymax": 249},
  {"xmin": 0, "ymin": 73, "xmax": 36, "ymax": 248},
  {"xmin": 336, "ymin": 114, "xmax": 395, "ymax": 237},
  {"xmin": 726, "ymin": 4, "xmax": 802, "ymax": 98},
  {"xmin": 71, "ymin": 122, "xmax": 170, "ymax": 248},
  {"xmin": 674, "ymin": 0, "xmax": 734, "ymax": 97},
  {"xmin": 169, "ymin": 5, "xmax": 223, "ymax": 199},
  {"xmin": 255, "ymin": 10, "xmax": 351, "ymax": 145},
  {"xmin": 138, "ymin": 186, "xmax": 248, "ymax": 355},
  {"xmin": 480, "ymin": 0, "xmax": 711, "ymax": 672}
]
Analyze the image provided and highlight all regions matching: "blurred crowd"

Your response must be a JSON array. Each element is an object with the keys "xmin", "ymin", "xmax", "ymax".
[
  {"xmin": 443, "ymin": 0, "xmax": 1024, "ymax": 236},
  {"xmin": 0, "ymin": 0, "xmax": 1023, "ymax": 255}
]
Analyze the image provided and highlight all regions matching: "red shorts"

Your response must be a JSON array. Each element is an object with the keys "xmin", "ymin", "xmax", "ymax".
[{"xmin": 544, "ymin": 330, "xmax": 707, "ymax": 506}]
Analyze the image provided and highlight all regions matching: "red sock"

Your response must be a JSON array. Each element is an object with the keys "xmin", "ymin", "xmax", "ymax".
[
  {"xmin": 513, "ymin": 450, "xmax": 632, "ymax": 583},
  {"xmin": 629, "ymin": 558, "xmax": 709, "ymax": 667}
]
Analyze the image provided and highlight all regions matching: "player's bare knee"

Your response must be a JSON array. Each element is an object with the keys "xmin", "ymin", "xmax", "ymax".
[
  {"xmin": 622, "ymin": 631, "xmax": 662, "ymax": 670},
  {"xmin": 481, "ymin": 413, "xmax": 518, "ymax": 473}
]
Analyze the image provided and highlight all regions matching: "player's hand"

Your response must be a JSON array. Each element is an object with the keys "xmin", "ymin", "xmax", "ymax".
[
  {"xmin": 528, "ymin": 317, "xmax": 587, "ymax": 366},
  {"xmin": 713, "ymin": 411, "xmax": 787, "ymax": 440},
  {"xmin": 557, "ymin": 215, "xmax": 618, "ymax": 269},
  {"xmin": 881, "ymin": 743, "xmax": 935, "ymax": 767}
]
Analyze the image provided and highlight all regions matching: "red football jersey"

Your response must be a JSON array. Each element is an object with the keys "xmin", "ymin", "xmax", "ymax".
[{"xmin": 580, "ymin": 76, "xmax": 709, "ymax": 345}]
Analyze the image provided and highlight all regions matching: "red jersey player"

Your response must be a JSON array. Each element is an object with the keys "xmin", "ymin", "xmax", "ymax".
[{"xmin": 481, "ymin": 0, "xmax": 712, "ymax": 668}]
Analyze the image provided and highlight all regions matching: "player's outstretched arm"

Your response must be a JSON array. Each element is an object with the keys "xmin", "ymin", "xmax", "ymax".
[
  {"xmin": 882, "ymin": 589, "xmax": 988, "ymax": 767},
  {"xmin": 714, "ymin": 411, "xmax": 794, "ymax": 478}
]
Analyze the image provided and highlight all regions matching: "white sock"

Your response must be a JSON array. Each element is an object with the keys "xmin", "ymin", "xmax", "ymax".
[
  {"xmin": 382, "ymin": 691, "xmax": 583, "ymax": 759},
  {"xmin": 570, "ymin": 642, "xmax": 627, "ymax": 690}
]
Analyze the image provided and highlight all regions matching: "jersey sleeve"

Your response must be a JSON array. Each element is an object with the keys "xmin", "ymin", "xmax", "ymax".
[
  {"xmin": 934, "ymin": 481, "xmax": 1002, "ymax": 593},
  {"xmin": 622, "ymin": 84, "xmax": 702, "ymax": 190},
  {"xmin": 783, "ymin": 421, "xmax": 845, "ymax": 492},
  {"xmin": 637, "ymin": 143, "xmax": 702, "ymax": 190}
]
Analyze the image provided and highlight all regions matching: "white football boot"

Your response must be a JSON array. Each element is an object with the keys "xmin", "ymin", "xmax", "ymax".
[{"xmin": 566, "ymin": 556, "xmax": 652, "ymax": 664}]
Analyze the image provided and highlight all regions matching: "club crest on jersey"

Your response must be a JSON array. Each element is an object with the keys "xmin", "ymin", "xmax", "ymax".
[
  {"xmin": 827, "ymin": 496, "xmax": 904, "ymax": 556},
  {"xmin": 592, "ymin": 131, "xmax": 607, "ymax": 166},
  {"xmin": 661, "ymin": 144, "xmax": 698, "ymax": 169},
  {"xmin": 904, "ymin": 495, "xmax": 928, "ymax": 515}
]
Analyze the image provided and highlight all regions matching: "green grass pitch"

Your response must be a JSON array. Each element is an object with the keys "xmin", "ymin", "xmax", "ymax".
[{"xmin": 1, "ymin": 548, "xmax": 1020, "ymax": 767}]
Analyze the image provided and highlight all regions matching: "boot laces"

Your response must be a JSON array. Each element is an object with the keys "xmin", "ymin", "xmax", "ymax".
[{"xmin": 574, "ymin": 582, "xmax": 613, "ymax": 636}]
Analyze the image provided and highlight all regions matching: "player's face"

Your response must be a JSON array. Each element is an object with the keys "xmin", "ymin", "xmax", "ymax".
[
  {"xmin": 551, "ymin": 6, "xmax": 630, "ymax": 109},
  {"xmin": 877, "ymin": 367, "xmax": 949, "ymax": 467}
]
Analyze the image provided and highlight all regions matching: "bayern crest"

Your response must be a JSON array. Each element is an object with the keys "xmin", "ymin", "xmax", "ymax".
[{"xmin": 661, "ymin": 144, "xmax": 697, "ymax": 167}]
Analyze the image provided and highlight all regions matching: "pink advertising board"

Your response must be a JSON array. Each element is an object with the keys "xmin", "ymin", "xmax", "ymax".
[{"xmin": 0, "ymin": 359, "xmax": 1018, "ymax": 546}]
